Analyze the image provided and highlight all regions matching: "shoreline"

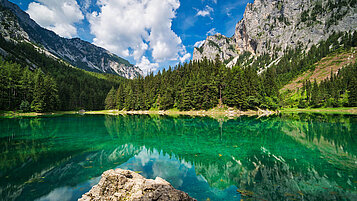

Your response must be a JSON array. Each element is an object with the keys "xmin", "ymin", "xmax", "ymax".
[
  {"xmin": 1, "ymin": 107, "xmax": 357, "ymax": 118},
  {"xmin": 280, "ymin": 107, "xmax": 357, "ymax": 115},
  {"xmin": 84, "ymin": 108, "xmax": 275, "ymax": 118},
  {"xmin": 0, "ymin": 108, "xmax": 274, "ymax": 118}
]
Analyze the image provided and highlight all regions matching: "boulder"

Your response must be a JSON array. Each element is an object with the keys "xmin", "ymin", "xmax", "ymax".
[{"xmin": 79, "ymin": 169, "xmax": 196, "ymax": 201}]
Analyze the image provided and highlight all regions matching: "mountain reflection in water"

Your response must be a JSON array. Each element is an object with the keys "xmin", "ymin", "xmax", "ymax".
[{"xmin": 0, "ymin": 114, "xmax": 356, "ymax": 201}]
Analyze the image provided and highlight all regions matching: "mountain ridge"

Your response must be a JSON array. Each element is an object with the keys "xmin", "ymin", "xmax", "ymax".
[{"xmin": 0, "ymin": 0, "xmax": 143, "ymax": 79}]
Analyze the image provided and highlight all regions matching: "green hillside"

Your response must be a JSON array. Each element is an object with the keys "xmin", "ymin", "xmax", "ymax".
[
  {"xmin": 0, "ymin": 35, "xmax": 124, "ymax": 112},
  {"xmin": 281, "ymin": 48, "xmax": 356, "ymax": 93}
]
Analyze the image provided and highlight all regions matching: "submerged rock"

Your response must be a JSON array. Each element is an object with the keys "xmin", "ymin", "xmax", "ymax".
[{"xmin": 79, "ymin": 169, "xmax": 196, "ymax": 201}]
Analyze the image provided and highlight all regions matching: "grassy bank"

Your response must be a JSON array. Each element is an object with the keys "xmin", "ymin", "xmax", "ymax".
[{"xmin": 280, "ymin": 107, "xmax": 357, "ymax": 115}]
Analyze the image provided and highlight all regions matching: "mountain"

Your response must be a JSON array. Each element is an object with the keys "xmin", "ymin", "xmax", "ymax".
[
  {"xmin": 193, "ymin": 0, "xmax": 357, "ymax": 65},
  {"xmin": 0, "ymin": 0, "xmax": 142, "ymax": 79}
]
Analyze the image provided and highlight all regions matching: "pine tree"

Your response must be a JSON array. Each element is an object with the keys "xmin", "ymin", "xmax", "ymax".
[
  {"xmin": 178, "ymin": 81, "xmax": 194, "ymax": 111},
  {"xmin": 310, "ymin": 80, "xmax": 321, "ymax": 108},
  {"xmin": 105, "ymin": 87, "xmax": 116, "ymax": 110},
  {"xmin": 31, "ymin": 69, "xmax": 46, "ymax": 112},
  {"xmin": 43, "ymin": 75, "xmax": 59, "ymax": 111},
  {"xmin": 116, "ymin": 84, "xmax": 125, "ymax": 110},
  {"xmin": 348, "ymin": 76, "xmax": 357, "ymax": 106},
  {"xmin": 124, "ymin": 84, "xmax": 135, "ymax": 110},
  {"xmin": 160, "ymin": 87, "xmax": 174, "ymax": 110}
]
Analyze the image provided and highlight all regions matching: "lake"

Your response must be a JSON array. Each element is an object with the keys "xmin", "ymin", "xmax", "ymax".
[{"xmin": 0, "ymin": 114, "xmax": 356, "ymax": 201}]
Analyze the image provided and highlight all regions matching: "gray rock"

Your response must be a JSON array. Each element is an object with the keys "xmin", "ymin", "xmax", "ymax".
[
  {"xmin": 79, "ymin": 169, "xmax": 196, "ymax": 201},
  {"xmin": 193, "ymin": 0, "xmax": 357, "ymax": 63}
]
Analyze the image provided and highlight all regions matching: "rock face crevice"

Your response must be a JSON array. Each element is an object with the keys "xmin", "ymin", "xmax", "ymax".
[
  {"xmin": 193, "ymin": 0, "xmax": 357, "ymax": 63},
  {"xmin": 79, "ymin": 169, "xmax": 196, "ymax": 201}
]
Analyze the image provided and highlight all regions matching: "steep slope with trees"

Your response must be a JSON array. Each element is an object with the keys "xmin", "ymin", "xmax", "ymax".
[
  {"xmin": 0, "ymin": 0, "xmax": 142, "ymax": 79},
  {"xmin": 0, "ymin": 35, "xmax": 124, "ymax": 112}
]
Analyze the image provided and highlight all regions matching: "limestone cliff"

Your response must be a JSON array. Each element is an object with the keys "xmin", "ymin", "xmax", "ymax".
[{"xmin": 193, "ymin": 0, "xmax": 357, "ymax": 63}]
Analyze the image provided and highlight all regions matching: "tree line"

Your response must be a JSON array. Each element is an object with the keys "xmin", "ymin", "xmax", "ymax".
[
  {"xmin": 104, "ymin": 56, "xmax": 280, "ymax": 111},
  {"xmin": 105, "ymin": 31, "xmax": 356, "ymax": 111}
]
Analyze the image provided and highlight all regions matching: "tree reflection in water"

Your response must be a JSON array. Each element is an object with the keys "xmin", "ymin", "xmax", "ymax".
[{"xmin": 0, "ymin": 114, "xmax": 356, "ymax": 201}]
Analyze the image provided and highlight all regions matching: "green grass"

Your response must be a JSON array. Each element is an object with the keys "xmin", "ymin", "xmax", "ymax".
[
  {"xmin": 280, "ymin": 107, "xmax": 357, "ymax": 115},
  {"xmin": 149, "ymin": 107, "xmax": 160, "ymax": 111},
  {"xmin": 166, "ymin": 108, "xmax": 180, "ymax": 112}
]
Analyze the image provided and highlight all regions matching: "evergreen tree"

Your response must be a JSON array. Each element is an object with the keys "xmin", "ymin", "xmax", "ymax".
[
  {"xmin": 348, "ymin": 76, "xmax": 357, "ymax": 106},
  {"xmin": 310, "ymin": 80, "xmax": 321, "ymax": 108},
  {"xmin": 224, "ymin": 66, "xmax": 248, "ymax": 110},
  {"xmin": 31, "ymin": 69, "xmax": 46, "ymax": 112},
  {"xmin": 116, "ymin": 84, "xmax": 125, "ymax": 110},
  {"xmin": 105, "ymin": 87, "xmax": 117, "ymax": 110},
  {"xmin": 160, "ymin": 88, "xmax": 174, "ymax": 110},
  {"xmin": 43, "ymin": 75, "xmax": 59, "ymax": 111}
]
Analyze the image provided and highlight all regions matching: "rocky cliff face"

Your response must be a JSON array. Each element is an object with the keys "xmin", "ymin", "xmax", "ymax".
[
  {"xmin": 193, "ymin": 0, "xmax": 357, "ymax": 63},
  {"xmin": 0, "ymin": 0, "xmax": 142, "ymax": 79}
]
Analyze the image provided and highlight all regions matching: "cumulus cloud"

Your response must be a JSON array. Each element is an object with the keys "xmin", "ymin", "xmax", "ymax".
[
  {"xmin": 194, "ymin": 40, "xmax": 205, "ymax": 48},
  {"xmin": 195, "ymin": 5, "xmax": 214, "ymax": 17},
  {"xmin": 27, "ymin": 0, "xmax": 84, "ymax": 38},
  {"xmin": 136, "ymin": 56, "xmax": 159, "ymax": 74},
  {"xmin": 180, "ymin": 53, "xmax": 191, "ymax": 63},
  {"xmin": 79, "ymin": 0, "xmax": 92, "ymax": 12},
  {"xmin": 88, "ymin": 0, "xmax": 189, "ymax": 70}
]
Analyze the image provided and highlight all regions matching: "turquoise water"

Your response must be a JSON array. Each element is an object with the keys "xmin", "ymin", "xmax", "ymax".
[{"xmin": 0, "ymin": 114, "xmax": 356, "ymax": 201}]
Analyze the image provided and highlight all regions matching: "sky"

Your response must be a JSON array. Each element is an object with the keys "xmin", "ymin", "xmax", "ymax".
[{"xmin": 10, "ymin": 0, "xmax": 252, "ymax": 73}]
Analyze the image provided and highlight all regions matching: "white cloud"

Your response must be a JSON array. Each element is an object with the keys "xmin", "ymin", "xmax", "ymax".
[
  {"xmin": 180, "ymin": 53, "xmax": 191, "ymax": 63},
  {"xmin": 137, "ymin": 56, "xmax": 159, "ymax": 74},
  {"xmin": 88, "ymin": 0, "xmax": 189, "ymax": 71},
  {"xmin": 195, "ymin": 5, "xmax": 214, "ymax": 17},
  {"xmin": 207, "ymin": 28, "xmax": 217, "ymax": 36},
  {"xmin": 194, "ymin": 40, "xmax": 205, "ymax": 48},
  {"xmin": 27, "ymin": 0, "xmax": 84, "ymax": 38},
  {"xmin": 201, "ymin": 0, "xmax": 217, "ymax": 4},
  {"xmin": 79, "ymin": 0, "xmax": 92, "ymax": 11}
]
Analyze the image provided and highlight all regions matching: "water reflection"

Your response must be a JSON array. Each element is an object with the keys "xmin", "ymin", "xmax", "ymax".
[
  {"xmin": 0, "ymin": 114, "xmax": 356, "ymax": 201},
  {"xmin": 119, "ymin": 147, "xmax": 240, "ymax": 201}
]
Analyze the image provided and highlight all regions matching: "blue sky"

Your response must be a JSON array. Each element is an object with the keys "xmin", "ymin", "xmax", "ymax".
[{"xmin": 10, "ymin": 0, "xmax": 252, "ymax": 73}]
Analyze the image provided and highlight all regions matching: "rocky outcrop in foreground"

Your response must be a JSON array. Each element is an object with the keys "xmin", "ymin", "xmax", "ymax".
[{"xmin": 79, "ymin": 169, "xmax": 196, "ymax": 201}]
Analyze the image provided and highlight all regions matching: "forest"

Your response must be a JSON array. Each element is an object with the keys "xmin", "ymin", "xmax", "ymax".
[
  {"xmin": 0, "ymin": 31, "xmax": 356, "ymax": 113},
  {"xmin": 105, "ymin": 31, "xmax": 357, "ymax": 111},
  {"xmin": 0, "ymin": 35, "xmax": 123, "ymax": 112}
]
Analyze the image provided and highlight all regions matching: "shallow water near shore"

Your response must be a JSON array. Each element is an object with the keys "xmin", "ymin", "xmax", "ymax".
[{"xmin": 0, "ymin": 114, "xmax": 356, "ymax": 201}]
